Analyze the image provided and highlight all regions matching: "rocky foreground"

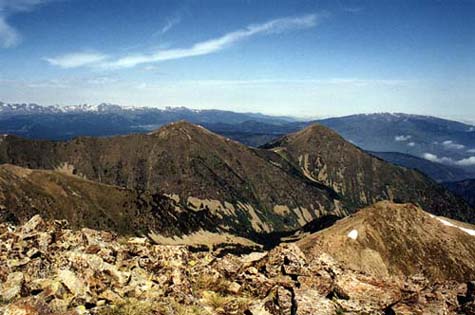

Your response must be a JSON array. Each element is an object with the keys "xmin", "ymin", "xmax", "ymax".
[{"xmin": 1, "ymin": 216, "xmax": 475, "ymax": 315}]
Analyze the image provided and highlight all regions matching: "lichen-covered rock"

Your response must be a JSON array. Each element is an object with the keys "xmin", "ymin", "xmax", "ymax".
[
  {"xmin": 0, "ymin": 272, "xmax": 24, "ymax": 302},
  {"xmin": 2, "ymin": 297, "xmax": 78, "ymax": 315},
  {"xmin": 0, "ymin": 215, "xmax": 473, "ymax": 315},
  {"xmin": 57, "ymin": 270, "xmax": 87, "ymax": 299},
  {"xmin": 294, "ymin": 289, "xmax": 336, "ymax": 315}
]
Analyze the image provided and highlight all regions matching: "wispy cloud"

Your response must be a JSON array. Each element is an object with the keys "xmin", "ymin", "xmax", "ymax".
[
  {"xmin": 0, "ymin": 0, "xmax": 51, "ymax": 48},
  {"xmin": 0, "ymin": 16, "xmax": 20, "ymax": 47},
  {"xmin": 158, "ymin": 16, "xmax": 181, "ymax": 35},
  {"xmin": 114, "ymin": 78, "xmax": 408, "ymax": 87},
  {"xmin": 44, "ymin": 52, "xmax": 108, "ymax": 68},
  {"xmin": 46, "ymin": 13, "xmax": 324, "ymax": 69}
]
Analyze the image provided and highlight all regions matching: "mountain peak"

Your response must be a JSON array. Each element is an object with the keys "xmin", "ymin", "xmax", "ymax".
[
  {"xmin": 163, "ymin": 120, "xmax": 201, "ymax": 130},
  {"xmin": 293, "ymin": 123, "xmax": 344, "ymax": 140},
  {"xmin": 262, "ymin": 123, "xmax": 346, "ymax": 150},
  {"xmin": 261, "ymin": 122, "xmax": 474, "ymax": 223},
  {"xmin": 149, "ymin": 120, "xmax": 216, "ymax": 139}
]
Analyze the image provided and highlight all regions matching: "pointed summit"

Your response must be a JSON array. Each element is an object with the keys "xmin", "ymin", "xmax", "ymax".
[{"xmin": 263, "ymin": 123, "xmax": 348, "ymax": 150}]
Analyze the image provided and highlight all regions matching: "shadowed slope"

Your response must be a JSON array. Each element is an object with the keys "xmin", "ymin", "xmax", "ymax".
[
  {"xmin": 444, "ymin": 178, "xmax": 475, "ymax": 207},
  {"xmin": 0, "ymin": 164, "xmax": 218, "ymax": 237}
]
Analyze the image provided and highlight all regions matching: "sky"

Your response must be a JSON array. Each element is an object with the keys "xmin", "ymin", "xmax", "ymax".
[{"xmin": 0, "ymin": 0, "xmax": 474, "ymax": 120}]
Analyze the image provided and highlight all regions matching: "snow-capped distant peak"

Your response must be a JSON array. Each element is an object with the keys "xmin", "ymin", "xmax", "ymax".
[
  {"xmin": 0, "ymin": 102, "xmax": 132, "ymax": 114},
  {"xmin": 0, "ymin": 102, "xmax": 60, "ymax": 114},
  {"xmin": 164, "ymin": 106, "xmax": 202, "ymax": 113},
  {"xmin": 0, "ymin": 101, "xmax": 202, "ymax": 115}
]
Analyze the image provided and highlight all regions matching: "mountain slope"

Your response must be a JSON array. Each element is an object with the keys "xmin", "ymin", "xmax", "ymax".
[
  {"xmin": 370, "ymin": 151, "xmax": 475, "ymax": 182},
  {"xmin": 262, "ymin": 124, "xmax": 474, "ymax": 223},
  {"xmin": 0, "ymin": 122, "xmax": 346, "ymax": 234},
  {"xmin": 298, "ymin": 201, "xmax": 475, "ymax": 282},
  {"xmin": 0, "ymin": 164, "xmax": 218, "ymax": 237},
  {"xmin": 444, "ymin": 179, "xmax": 475, "ymax": 207}
]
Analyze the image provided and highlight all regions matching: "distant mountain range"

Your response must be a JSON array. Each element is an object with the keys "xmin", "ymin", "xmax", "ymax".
[
  {"xmin": 1, "ymin": 101, "xmax": 475, "ymax": 184},
  {"xmin": 318, "ymin": 113, "xmax": 475, "ymax": 165},
  {"xmin": 370, "ymin": 151, "xmax": 475, "ymax": 183},
  {"xmin": 0, "ymin": 101, "xmax": 295, "ymax": 140}
]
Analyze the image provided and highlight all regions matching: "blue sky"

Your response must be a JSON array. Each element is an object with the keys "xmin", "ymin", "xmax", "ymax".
[{"xmin": 0, "ymin": 0, "xmax": 474, "ymax": 120}]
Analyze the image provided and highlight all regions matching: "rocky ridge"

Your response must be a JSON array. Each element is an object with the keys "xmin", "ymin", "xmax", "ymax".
[
  {"xmin": 263, "ymin": 124, "xmax": 474, "ymax": 223},
  {"xmin": 0, "ymin": 122, "xmax": 346, "ymax": 235},
  {"xmin": 1, "ymin": 215, "xmax": 475, "ymax": 315}
]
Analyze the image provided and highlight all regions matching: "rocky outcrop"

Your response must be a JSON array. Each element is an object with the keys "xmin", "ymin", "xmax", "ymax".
[{"xmin": 1, "ymin": 215, "xmax": 474, "ymax": 315}]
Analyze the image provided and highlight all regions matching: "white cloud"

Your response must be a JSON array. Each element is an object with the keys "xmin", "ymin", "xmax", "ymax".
[
  {"xmin": 407, "ymin": 142, "xmax": 416, "ymax": 147},
  {"xmin": 395, "ymin": 135, "xmax": 411, "ymax": 141},
  {"xmin": 158, "ymin": 16, "xmax": 181, "ymax": 35},
  {"xmin": 422, "ymin": 153, "xmax": 475, "ymax": 166},
  {"xmin": 44, "ymin": 52, "xmax": 109, "ymax": 68},
  {"xmin": 441, "ymin": 140, "xmax": 465, "ymax": 150},
  {"xmin": 0, "ymin": 0, "xmax": 51, "ymax": 48},
  {"xmin": 47, "ymin": 13, "xmax": 323, "ymax": 69},
  {"xmin": 468, "ymin": 149, "xmax": 475, "ymax": 153},
  {"xmin": 457, "ymin": 156, "xmax": 475, "ymax": 166},
  {"xmin": 422, "ymin": 153, "xmax": 453, "ymax": 164}
]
